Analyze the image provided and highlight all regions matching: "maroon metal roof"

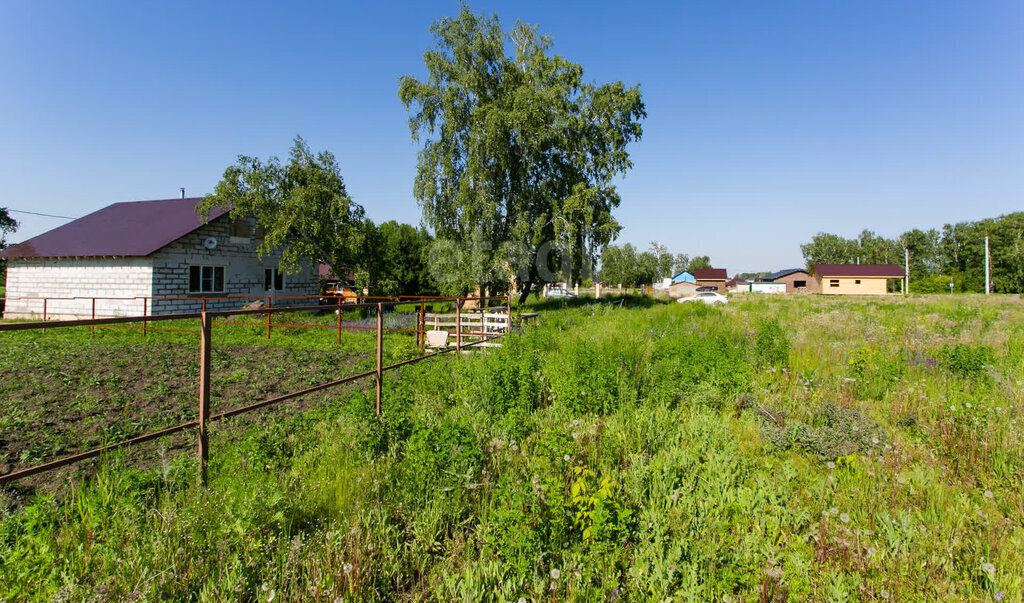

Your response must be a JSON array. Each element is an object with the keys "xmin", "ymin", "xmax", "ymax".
[
  {"xmin": 812, "ymin": 264, "xmax": 905, "ymax": 278},
  {"xmin": 693, "ymin": 268, "xmax": 728, "ymax": 281},
  {"xmin": 317, "ymin": 263, "xmax": 355, "ymax": 283},
  {"xmin": 0, "ymin": 197, "xmax": 229, "ymax": 259}
]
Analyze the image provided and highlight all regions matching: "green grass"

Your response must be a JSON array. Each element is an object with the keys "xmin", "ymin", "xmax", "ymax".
[{"xmin": 2, "ymin": 294, "xmax": 1023, "ymax": 601}]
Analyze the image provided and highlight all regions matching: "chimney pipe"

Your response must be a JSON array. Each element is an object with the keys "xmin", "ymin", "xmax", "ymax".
[{"xmin": 180, "ymin": 188, "xmax": 186, "ymax": 199}]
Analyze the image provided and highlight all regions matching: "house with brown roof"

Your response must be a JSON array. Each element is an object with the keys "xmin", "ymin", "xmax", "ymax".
[
  {"xmin": 757, "ymin": 268, "xmax": 818, "ymax": 293},
  {"xmin": 0, "ymin": 197, "xmax": 319, "ymax": 319},
  {"xmin": 693, "ymin": 268, "xmax": 728, "ymax": 292},
  {"xmin": 810, "ymin": 264, "xmax": 904, "ymax": 295}
]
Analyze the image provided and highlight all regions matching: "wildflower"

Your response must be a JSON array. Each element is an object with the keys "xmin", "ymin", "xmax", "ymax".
[
  {"xmin": 867, "ymin": 547, "xmax": 877, "ymax": 557},
  {"xmin": 995, "ymin": 591, "xmax": 1005, "ymax": 601},
  {"xmin": 343, "ymin": 563, "xmax": 354, "ymax": 575},
  {"xmin": 550, "ymin": 568, "xmax": 561, "ymax": 580},
  {"xmin": 965, "ymin": 402, "xmax": 972, "ymax": 409},
  {"xmin": 981, "ymin": 562, "xmax": 996, "ymax": 575},
  {"xmin": 896, "ymin": 475, "xmax": 905, "ymax": 485},
  {"xmin": 519, "ymin": 598, "xmax": 528, "ymax": 603},
  {"xmin": 871, "ymin": 436, "xmax": 880, "ymax": 444},
  {"xmin": 670, "ymin": 493, "xmax": 678, "ymax": 502},
  {"xmin": 879, "ymin": 589, "xmax": 890, "ymax": 600},
  {"xmin": 830, "ymin": 507, "xmax": 839, "ymax": 516},
  {"xmin": 262, "ymin": 583, "xmax": 270, "ymax": 592},
  {"xmin": 839, "ymin": 513, "xmax": 850, "ymax": 524},
  {"xmin": 563, "ymin": 455, "xmax": 571, "ymax": 462},
  {"xmin": 827, "ymin": 461, "xmax": 836, "ymax": 469},
  {"xmin": 510, "ymin": 443, "xmax": 519, "ymax": 452},
  {"xmin": 267, "ymin": 591, "xmax": 276, "ymax": 603},
  {"xmin": 827, "ymin": 475, "xmax": 834, "ymax": 483},
  {"xmin": 950, "ymin": 405, "xmax": 956, "ymax": 412},
  {"xmin": 984, "ymin": 490, "xmax": 994, "ymax": 499}
]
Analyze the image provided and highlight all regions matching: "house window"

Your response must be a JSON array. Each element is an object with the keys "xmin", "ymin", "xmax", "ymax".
[
  {"xmin": 829, "ymin": 279, "xmax": 840, "ymax": 288},
  {"xmin": 189, "ymin": 265, "xmax": 225, "ymax": 293},
  {"xmin": 264, "ymin": 268, "xmax": 284, "ymax": 291},
  {"xmin": 855, "ymin": 279, "xmax": 861, "ymax": 285},
  {"xmin": 794, "ymin": 280, "xmax": 807, "ymax": 288},
  {"xmin": 230, "ymin": 220, "xmax": 250, "ymax": 238},
  {"xmin": 254, "ymin": 224, "xmax": 265, "ymax": 239}
]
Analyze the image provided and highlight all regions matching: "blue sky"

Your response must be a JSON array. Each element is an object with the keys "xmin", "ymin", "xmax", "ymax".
[{"xmin": 2, "ymin": 0, "xmax": 1021, "ymax": 273}]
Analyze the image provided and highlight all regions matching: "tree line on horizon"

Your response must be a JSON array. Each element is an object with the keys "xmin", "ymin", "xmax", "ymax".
[
  {"xmin": 800, "ymin": 212, "xmax": 1024, "ymax": 293},
  {"xmin": 598, "ymin": 242, "xmax": 712, "ymax": 287}
]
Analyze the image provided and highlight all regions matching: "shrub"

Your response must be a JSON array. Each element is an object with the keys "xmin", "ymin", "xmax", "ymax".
[
  {"xmin": 939, "ymin": 343, "xmax": 995, "ymax": 378},
  {"xmin": 403, "ymin": 418, "xmax": 482, "ymax": 495},
  {"xmin": 754, "ymin": 318, "xmax": 789, "ymax": 368},
  {"xmin": 760, "ymin": 403, "xmax": 888, "ymax": 461}
]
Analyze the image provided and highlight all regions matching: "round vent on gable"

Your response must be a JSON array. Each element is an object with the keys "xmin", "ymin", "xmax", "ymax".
[{"xmin": 204, "ymin": 237, "xmax": 218, "ymax": 250}]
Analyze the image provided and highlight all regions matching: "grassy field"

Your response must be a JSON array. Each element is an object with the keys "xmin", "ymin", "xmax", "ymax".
[{"xmin": 1, "ymin": 294, "xmax": 1023, "ymax": 601}]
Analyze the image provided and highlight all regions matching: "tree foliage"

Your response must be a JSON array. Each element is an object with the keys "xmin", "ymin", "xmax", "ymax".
[
  {"xmin": 0, "ymin": 207, "xmax": 18, "ymax": 286},
  {"xmin": 599, "ymin": 242, "xmax": 711, "ymax": 286},
  {"xmin": 358, "ymin": 220, "xmax": 435, "ymax": 296},
  {"xmin": 199, "ymin": 137, "xmax": 366, "ymax": 279},
  {"xmin": 399, "ymin": 5, "xmax": 645, "ymax": 297}
]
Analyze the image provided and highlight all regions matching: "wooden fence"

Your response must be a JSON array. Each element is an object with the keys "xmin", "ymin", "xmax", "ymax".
[{"xmin": 0, "ymin": 296, "xmax": 510, "ymax": 485}]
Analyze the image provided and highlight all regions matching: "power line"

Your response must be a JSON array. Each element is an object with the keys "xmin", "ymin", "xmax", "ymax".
[{"xmin": 5, "ymin": 209, "xmax": 78, "ymax": 220}]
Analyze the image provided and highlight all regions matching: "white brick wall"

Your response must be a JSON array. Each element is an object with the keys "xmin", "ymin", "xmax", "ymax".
[
  {"xmin": 3, "ymin": 258, "xmax": 153, "ymax": 319},
  {"xmin": 1, "ymin": 215, "xmax": 320, "ymax": 320},
  {"xmin": 150, "ymin": 216, "xmax": 319, "ymax": 315}
]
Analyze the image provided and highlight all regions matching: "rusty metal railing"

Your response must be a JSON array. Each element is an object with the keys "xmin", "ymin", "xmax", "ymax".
[{"xmin": 0, "ymin": 296, "xmax": 510, "ymax": 485}]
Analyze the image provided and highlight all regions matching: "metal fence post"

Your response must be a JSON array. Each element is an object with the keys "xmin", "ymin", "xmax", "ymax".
[
  {"xmin": 266, "ymin": 296, "xmax": 272, "ymax": 340},
  {"xmin": 336, "ymin": 297, "xmax": 342, "ymax": 344},
  {"xmin": 198, "ymin": 311, "xmax": 212, "ymax": 485},
  {"xmin": 419, "ymin": 302, "xmax": 425, "ymax": 352},
  {"xmin": 506, "ymin": 295, "xmax": 512, "ymax": 334},
  {"xmin": 142, "ymin": 297, "xmax": 148, "ymax": 337},
  {"xmin": 455, "ymin": 301, "xmax": 462, "ymax": 353},
  {"xmin": 91, "ymin": 298, "xmax": 96, "ymax": 336},
  {"xmin": 375, "ymin": 302, "xmax": 383, "ymax": 416},
  {"xmin": 42, "ymin": 298, "xmax": 47, "ymax": 334}
]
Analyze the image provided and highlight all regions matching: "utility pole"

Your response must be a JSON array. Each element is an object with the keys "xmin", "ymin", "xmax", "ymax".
[
  {"xmin": 985, "ymin": 236, "xmax": 991, "ymax": 295},
  {"xmin": 904, "ymin": 247, "xmax": 909, "ymax": 296}
]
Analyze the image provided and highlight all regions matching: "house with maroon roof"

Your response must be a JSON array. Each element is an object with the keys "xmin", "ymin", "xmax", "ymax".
[
  {"xmin": 810, "ymin": 264, "xmax": 904, "ymax": 295},
  {"xmin": 0, "ymin": 197, "xmax": 319, "ymax": 319},
  {"xmin": 693, "ymin": 268, "xmax": 729, "ymax": 292}
]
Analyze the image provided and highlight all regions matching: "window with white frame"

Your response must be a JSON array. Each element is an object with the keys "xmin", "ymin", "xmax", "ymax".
[
  {"xmin": 189, "ymin": 265, "xmax": 225, "ymax": 293},
  {"xmin": 264, "ymin": 268, "xmax": 284, "ymax": 291}
]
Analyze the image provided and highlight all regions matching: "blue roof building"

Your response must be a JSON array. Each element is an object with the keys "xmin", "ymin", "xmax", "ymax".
[{"xmin": 671, "ymin": 271, "xmax": 696, "ymax": 283}]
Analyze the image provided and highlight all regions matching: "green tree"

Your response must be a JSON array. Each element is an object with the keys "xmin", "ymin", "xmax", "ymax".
[
  {"xmin": 687, "ymin": 255, "xmax": 712, "ymax": 272},
  {"xmin": 198, "ymin": 137, "xmax": 366, "ymax": 280},
  {"xmin": 672, "ymin": 253, "xmax": 690, "ymax": 275},
  {"xmin": 0, "ymin": 207, "xmax": 18, "ymax": 287},
  {"xmin": 0, "ymin": 208, "xmax": 16, "ymax": 249},
  {"xmin": 599, "ymin": 243, "xmax": 637, "ymax": 287},
  {"xmin": 649, "ymin": 241, "xmax": 674, "ymax": 279},
  {"xmin": 399, "ymin": 5, "xmax": 645, "ymax": 301},
  {"xmin": 898, "ymin": 228, "xmax": 941, "ymax": 281},
  {"xmin": 359, "ymin": 220, "xmax": 435, "ymax": 296},
  {"xmin": 800, "ymin": 232, "xmax": 857, "ymax": 267}
]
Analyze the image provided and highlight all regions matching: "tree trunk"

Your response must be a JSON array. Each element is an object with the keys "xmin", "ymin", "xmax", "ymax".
[{"xmin": 518, "ymin": 281, "xmax": 534, "ymax": 305}]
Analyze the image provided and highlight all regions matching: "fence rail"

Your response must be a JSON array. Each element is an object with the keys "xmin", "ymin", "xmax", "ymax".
[{"xmin": 0, "ymin": 296, "xmax": 510, "ymax": 485}]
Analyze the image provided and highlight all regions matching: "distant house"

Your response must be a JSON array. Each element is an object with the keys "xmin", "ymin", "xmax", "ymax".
[
  {"xmin": 725, "ymin": 278, "xmax": 749, "ymax": 293},
  {"xmin": 758, "ymin": 268, "xmax": 817, "ymax": 293},
  {"xmin": 671, "ymin": 271, "xmax": 696, "ymax": 283},
  {"xmin": 811, "ymin": 264, "xmax": 904, "ymax": 295},
  {"xmin": 0, "ymin": 197, "xmax": 319, "ymax": 319},
  {"xmin": 749, "ymin": 282, "xmax": 787, "ymax": 294},
  {"xmin": 693, "ymin": 268, "xmax": 728, "ymax": 292},
  {"xmin": 669, "ymin": 280, "xmax": 699, "ymax": 298}
]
